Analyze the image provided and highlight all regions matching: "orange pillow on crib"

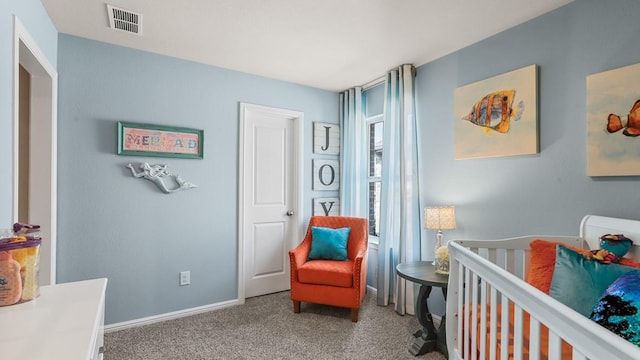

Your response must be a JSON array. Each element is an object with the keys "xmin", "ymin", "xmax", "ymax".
[
  {"xmin": 526, "ymin": 240, "xmax": 591, "ymax": 294},
  {"xmin": 526, "ymin": 239, "xmax": 640, "ymax": 294}
]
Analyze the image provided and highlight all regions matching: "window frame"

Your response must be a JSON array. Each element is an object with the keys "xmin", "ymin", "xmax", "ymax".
[{"xmin": 366, "ymin": 114, "xmax": 383, "ymax": 246}]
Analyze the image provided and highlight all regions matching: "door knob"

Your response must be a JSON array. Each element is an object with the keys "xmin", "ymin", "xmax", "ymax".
[{"xmin": 286, "ymin": 210, "xmax": 294, "ymax": 216}]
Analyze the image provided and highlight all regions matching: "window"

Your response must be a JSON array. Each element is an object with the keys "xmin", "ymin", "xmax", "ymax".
[
  {"xmin": 363, "ymin": 82, "xmax": 385, "ymax": 241},
  {"xmin": 367, "ymin": 116, "xmax": 383, "ymax": 237}
]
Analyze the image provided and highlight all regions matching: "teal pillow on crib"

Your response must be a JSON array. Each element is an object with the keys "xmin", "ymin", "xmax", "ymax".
[
  {"xmin": 549, "ymin": 246, "xmax": 638, "ymax": 317},
  {"xmin": 308, "ymin": 226, "xmax": 351, "ymax": 261}
]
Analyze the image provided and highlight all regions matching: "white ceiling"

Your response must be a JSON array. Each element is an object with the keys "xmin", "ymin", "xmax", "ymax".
[{"xmin": 40, "ymin": 0, "xmax": 573, "ymax": 92}]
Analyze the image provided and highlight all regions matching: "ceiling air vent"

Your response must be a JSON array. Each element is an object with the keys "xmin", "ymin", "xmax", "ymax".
[{"xmin": 107, "ymin": 4, "xmax": 142, "ymax": 35}]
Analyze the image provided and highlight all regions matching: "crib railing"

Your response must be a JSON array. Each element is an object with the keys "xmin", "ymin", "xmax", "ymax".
[{"xmin": 446, "ymin": 236, "xmax": 639, "ymax": 360}]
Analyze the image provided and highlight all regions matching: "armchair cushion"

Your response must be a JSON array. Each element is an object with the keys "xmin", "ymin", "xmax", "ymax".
[
  {"xmin": 308, "ymin": 226, "xmax": 351, "ymax": 261},
  {"xmin": 298, "ymin": 260, "xmax": 354, "ymax": 288}
]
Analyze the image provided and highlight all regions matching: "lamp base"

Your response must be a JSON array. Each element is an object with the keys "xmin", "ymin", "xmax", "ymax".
[{"xmin": 432, "ymin": 231, "xmax": 443, "ymax": 265}]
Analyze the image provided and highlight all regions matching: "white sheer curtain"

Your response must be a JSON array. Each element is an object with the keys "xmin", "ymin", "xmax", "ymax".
[
  {"xmin": 376, "ymin": 64, "xmax": 421, "ymax": 315},
  {"xmin": 339, "ymin": 87, "xmax": 367, "ymax": 217}
]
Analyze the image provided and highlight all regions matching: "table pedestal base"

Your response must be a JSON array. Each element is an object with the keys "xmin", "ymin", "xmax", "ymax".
[{"xmin": 409, "ymin": 284, "xmax": 448, "ymax": 358}]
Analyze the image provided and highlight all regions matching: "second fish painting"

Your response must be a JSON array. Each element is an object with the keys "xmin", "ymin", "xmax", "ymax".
[
  {"xmin": 587, "ymin": 62, "xmax": 640, "ymax": 176},
  {"xmin": 454, "ymin": 64, "xmax": 538, "ymax": 160}
]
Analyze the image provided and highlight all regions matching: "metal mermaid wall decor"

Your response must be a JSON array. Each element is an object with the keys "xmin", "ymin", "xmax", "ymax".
[{"xmin": 127, "ymin": 163, "xmax": 197, "ymax": 194}]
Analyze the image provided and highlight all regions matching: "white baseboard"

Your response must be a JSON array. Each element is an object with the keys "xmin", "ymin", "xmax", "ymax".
[{"xmin": 105, "ymin": 298, "xmax": 243, "ymax": 333}]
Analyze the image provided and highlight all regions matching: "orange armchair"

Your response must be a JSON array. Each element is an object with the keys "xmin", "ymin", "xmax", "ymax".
[{"xmin": 288, "ymin": 216, "xmax": 368, "ymax": 322}]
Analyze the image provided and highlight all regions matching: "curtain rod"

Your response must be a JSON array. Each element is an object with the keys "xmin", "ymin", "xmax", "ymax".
[
  {"xmin": 355, "ymin": 64, "xmax": 417, "ymax": 92},
  {"xmin": 361, "ymin": 76, "xmax": 385, "ymax": 91}
]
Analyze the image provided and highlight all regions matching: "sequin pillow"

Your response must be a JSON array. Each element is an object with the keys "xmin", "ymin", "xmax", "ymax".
[{"xmin": 590, "ymin": 270, "xmax": 640, "ymax": 346}]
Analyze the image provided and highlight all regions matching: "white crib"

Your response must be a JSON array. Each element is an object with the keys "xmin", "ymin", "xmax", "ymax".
[{"xmin": 446, "ymin": 215, "xmax": 640, "ymax": 360}]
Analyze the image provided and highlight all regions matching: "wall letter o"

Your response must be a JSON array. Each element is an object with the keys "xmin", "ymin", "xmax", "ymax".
[{"xmin": 318, "ymin": 164, "xmax": 335, "ymax": 186}]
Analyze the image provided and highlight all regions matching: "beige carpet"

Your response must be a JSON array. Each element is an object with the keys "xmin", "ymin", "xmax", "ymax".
[{"xmin": 104, "ymin": 290, "xmax": 447, "ymax": 360}]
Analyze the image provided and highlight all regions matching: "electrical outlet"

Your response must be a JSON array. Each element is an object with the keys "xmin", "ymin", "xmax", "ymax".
[{"xmin": 179, "ymin": 271, "xmax": 190, "ymax": 286}]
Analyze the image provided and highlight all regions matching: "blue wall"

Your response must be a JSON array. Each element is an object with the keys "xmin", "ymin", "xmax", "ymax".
[
  {"xmin": 0, "ymin": 0, "xmax": 57, "ymax": 221},
  {"xmin": 56, "ymin": 35, "xmax": 337, "ymax": 324},
  {"xmin": 418, "ymin": 0, "xmax": 640, "ymax": 250}
]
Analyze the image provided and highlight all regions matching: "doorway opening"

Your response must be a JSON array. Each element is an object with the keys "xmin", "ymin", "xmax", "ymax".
[{"xmin": 13, "ymin": 17, "xmax": 58, "ymax": 285}]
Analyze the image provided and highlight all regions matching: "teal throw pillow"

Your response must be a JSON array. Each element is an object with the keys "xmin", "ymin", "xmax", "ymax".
[
  {"xmin": 590, "ymin": 270, "xmax": 640, "ymax": 345},
  {"xmin": 549, "ymin": 245, "xmax": 638, "ymax": 317},
  {"xmin": 308, "ymin": 226, "xmax": 351, "ymax": 261}
]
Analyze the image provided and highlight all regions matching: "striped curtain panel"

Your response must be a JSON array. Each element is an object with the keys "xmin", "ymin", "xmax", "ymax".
[
  {"xmin": 339, "ymin": 87, "xmax": 367, "ymax": 217},
  {"xmin": 376, "ymin": 64, "xmax": 421, "ymax": 315}
]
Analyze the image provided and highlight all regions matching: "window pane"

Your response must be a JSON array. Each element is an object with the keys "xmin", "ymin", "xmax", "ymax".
[
  {"xmin": 368, "ymin": 181, "xmax": 381, "ymax": 236},
  {"xmin": 369, "ymin": 122, "xmax": 383, "ymax": 177}
]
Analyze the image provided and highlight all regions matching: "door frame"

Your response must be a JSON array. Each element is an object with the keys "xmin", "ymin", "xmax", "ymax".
[
  {"xmin": 237, "ymin": 102, "xmax": 303, "ymax": 302},
  {"xmin": 13, "ymin": 16, "xmax": 58, "ymax": 285}
]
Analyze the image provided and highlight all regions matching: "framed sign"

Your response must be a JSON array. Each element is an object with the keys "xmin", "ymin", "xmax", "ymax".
[
  {"xmin": 312, "ymin": 159, "xmax": 339, "ymax": 190},
  {"xmin": 313, "ymin": 197, "xmax": 340, "ymax": 216},
  {"xmin": 117, "ymin": 121, "xmax": 204, "ymax": 159},
  {"xmin": 313, "ymin": 122, "xmax": 340, "ymax": 155}
]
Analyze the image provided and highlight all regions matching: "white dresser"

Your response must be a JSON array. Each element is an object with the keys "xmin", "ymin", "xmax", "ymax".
[{"xmin": 0, "ymin": 278, "xmax": 108, "ymax": 360}]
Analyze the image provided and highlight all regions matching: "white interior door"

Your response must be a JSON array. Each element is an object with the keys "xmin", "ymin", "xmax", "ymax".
[{"xmin": 239, "ymin": 103, "xmax": 302, "ymax": 298}]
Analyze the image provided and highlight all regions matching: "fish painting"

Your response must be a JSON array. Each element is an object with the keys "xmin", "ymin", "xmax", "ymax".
[
  {"xmin": 462, "ymin": 90, "xmax": 525, "ymax": 133},
  {"xmin": 607, "ymin": 99, "xmax": 640, "ymax": 137}
]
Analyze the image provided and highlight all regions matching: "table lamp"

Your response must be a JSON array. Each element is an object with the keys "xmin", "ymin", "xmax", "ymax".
[{"xmin": 425, "ymin": 206, "xmax": 457, "ymax": 266}]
